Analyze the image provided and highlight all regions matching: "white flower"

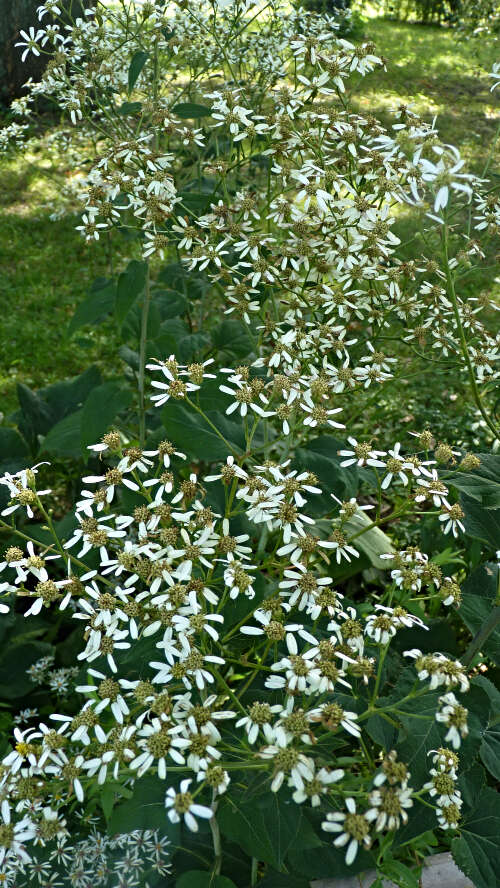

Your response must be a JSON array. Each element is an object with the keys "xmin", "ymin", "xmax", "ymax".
[
  {"xmin": 0, "ymin": 801, "xmax": 35, "ymax": 866},
  {"xmin": 366, "ymin": 784, "xmax": 413, "ymax": 831},
  {"xmin": 0, "ymin": 463, "xmax": 51, "ymax": 519},
  {"xmin": 404, "ymin": 650, "xmax": 469, "ymax": 693},
  {"xmin": 292, "ymin": 764, "xmax": 344, "ymax": 806},
  {"xmin": 322, "ymin": 798, "xmax": 372, "ymax": 865},
  {"xmin": 438, "ymin": 504, "xmax": 465, "ymax": 538},
  {"xmin": 235, "ymin": 701, "xmax": 282, "ymax": 745},
  {"xmin": 338, "ymin": 437, "xmax": 386, "ymax": 468},
  {"xmin": 165, "ymin": 779, "xmax": 212, "ymax": 832},
  {"xmin": 15, "ymin": 27, "xmax": 45, "ymax": 61},
  {"xmin": 435, "ymin": 692, "xmax": 468, "ymax": 749},
  {"xmin": 130, "ymin": 720, "xmax": 189, "ymax": 779}
]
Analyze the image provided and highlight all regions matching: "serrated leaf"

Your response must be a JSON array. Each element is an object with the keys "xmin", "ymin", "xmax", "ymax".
[
  {"xmin": 459, "ymin": 563, "xmax": 500, "ymax": 664},
  {"xmin": 451, "ymin": 787, "xmax": 500, "ymax": 888},
  {"xmin": 116, "ymin": 259, "xmax": 148, "ymax": 325},
  {"xmin": 39, "ymin": 366, "xmax": 102, "ymax": 424},
  {"xmin": 162, "ymin": 403, "xmax": 244, "ymax": 461},
  {"xmin": 154, "ymin": 290, "xmax": 188, "ymax": 320},
  {"xmin": 81, "ymin": 382, "xmax": 133, "ymax": 451},
  {"xmin": 287, "ymin": 841, "xmax": 373, "ymax": 880},
  {"xmin": 480, "ymin": 723, "xmax": 500, "ymax": 780},
  {"xmin": 128, "ymin": 50, "xmax": 149, "ymax": 93},
  {"xmin": 450, "ymin": 455, "xmax": 500, "ymax": 508},
  {"xmin": 212, "ymin": 319, "xmax": 253, "ymax": 359},
  {"xmin": 461, "ymin": 494, "xmax": 500, "ymax": 549},
  {"xmin": 172, "ymin": 102, "xmax": 212, "ymax": 118},
  {"xmin": 397, "ymin": 684, "xmax": 486, "ymax": 784},
  {"xmin": 108, "ymin": 776, "xmax": 174, "ymax": 835},
  {"xmin": 295, "ymin": 435, "xmax": 358, "ymax": 515},
  {"xmin": 217, "ymin": 793, "xmax": 302, "ymax": 870}
]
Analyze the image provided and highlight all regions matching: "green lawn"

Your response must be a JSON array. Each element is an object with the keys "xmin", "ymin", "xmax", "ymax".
[
  {"xmin": 355, "ymin": 17, "xmax": 498, "ymax": 172},
  {"xmin": 0, "ymin": 147, "xmax": 121, "ymax": 418},
  {"xmin": 1, "ymin": 17, "xmax": 498, "ymax": 417}
]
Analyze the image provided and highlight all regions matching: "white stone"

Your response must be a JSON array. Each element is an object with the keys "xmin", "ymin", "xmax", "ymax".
[{"xmin": 311, "ymin": 852, "xmax": 473, "ymax": 888}]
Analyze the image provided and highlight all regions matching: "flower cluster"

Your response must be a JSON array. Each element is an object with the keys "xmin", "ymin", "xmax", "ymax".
[{"xmin": 0, "ymin": 0, "xmax": 498, "ymax": 883}]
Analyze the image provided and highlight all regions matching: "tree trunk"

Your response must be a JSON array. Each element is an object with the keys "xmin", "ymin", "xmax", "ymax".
[{"xmin": 0, "ymin": 1, "xmax": 94, "ymax": 106}]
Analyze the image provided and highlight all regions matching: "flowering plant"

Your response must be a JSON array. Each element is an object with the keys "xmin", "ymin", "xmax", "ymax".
[{"xmin": 0, "ymin": 1, "xmax": 499, "ymax": 886}]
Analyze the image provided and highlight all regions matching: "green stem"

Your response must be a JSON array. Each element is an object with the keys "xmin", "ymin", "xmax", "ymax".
[
  {"xmin": 251, "ymin": 857, "xmax": 259, "ymax": 887},
  {"xmin": 209, "ymin": 791, "xmax": 222, "ymax": 876}
]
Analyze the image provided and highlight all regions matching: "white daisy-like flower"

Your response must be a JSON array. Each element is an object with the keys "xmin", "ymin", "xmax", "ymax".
[
  {"xmin": 15, "ymin": 27, "xmax": 45, "ymax": 61},
  {"xmin": 321, "ymin": 798, "xmax": 372, "ymax": 865},
  {"xmin": 435, "ymin": 692, "xmax": 468, "ymax": 749},
  {"xmin": 0, "ymin": 801, "xmax": 36, "ymax": 866},
  {"xmin": 366, "ymin": 783, "xmax": 413, "ymax": 831},
  {"xmin": 165, "ymin": 779, "xmax": 212, "ymax": 832},
  {"xmin": 338, "ymin": 437, "xmax": 386, "ymax": 468}
]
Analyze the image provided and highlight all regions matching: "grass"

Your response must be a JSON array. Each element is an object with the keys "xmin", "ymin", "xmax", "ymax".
[
  {"xmin": 354, "ymin": 17, "xmax": 499, "ymax": 172},
  {"xmin": 0, "ymin": 145, "xmax": 121, "ymax": 418},
  {"xmin": 1, "ymin": 16, "xmax": 498, "ymax": 419}
]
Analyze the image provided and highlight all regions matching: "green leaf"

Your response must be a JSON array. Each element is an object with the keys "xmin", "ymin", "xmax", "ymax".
[
  {"xmin": 155, "ymin": 290, "xmax": 188, "ymax": 320},
  {"xmin": 80, "ymin": 382, "xmax": 133, "ymax": 451},
  {"xmin": 108, "ymin": 776, "xmax": 174, "ymax": 835},
  {"xmin": 480, "ymin": 722, "xmax": 500, "ymax": 780},
  {"xmin": 212, "ymin": 320, "xmax": 253, "ymax": 359},
  {"xmin": 119, "ymin": 345, "xmax": 140, "ymax": 372},
  {"xmin": 128, "ymin": 50, "xmax": 149, "ymax": 92},
  {"xmin": 380, "ymin": 859, "xmax": 420, "ymax": 888},
  {"xmin": 68, "ymin": 279, "xmax": 115, "ymax": 334},
  {"xmin": 451, "ymin": 787, "xmax": 500, "ymax": 888},
  {"xmin": 343, "ymin": 510, "xmax": 394, "ymax": 567},
  {"xmin": 179, "ymin": 190, "xmax": 212, "ymax": 213},
  {"xmin": 0, "ymin": 428, "xmax": 29, "ymax": 473},
  {"xmin": 217, "ymin": 793, "xmax": 303, "ymax": 870},
  {"xmin": 17, "ymin": 383, "xmax": 55, "ymax": 450},
  {"xmin": 0, "ymin": 640, "xmax": 54, "ymax": 699},
  {"xmin": 295, "ymin": 435, "xmax": 358, "ymax": 515},
  {"xmin": 162, "ymin": 403, "xmax": 244, "ymax": 461},
  {"xmin": 396, "ymin": 692, "xmax": 447, "ymax": 785},
  {"xmin": 176, "ymin": 874, "xmax": 237, "ymax": 888},
  {"xmin": 287, "ymin": 841, "xmax": 373, "ymax": 880},
  {"xmin": 459, "ymin": 563, "xmax": 500, "ymax": 664},
  {"xmin": 172, "ymin": 102, "xmax": 212, "ymax": 118},
  {"xmin": 393, "ymin": 801, "xmax": 437, "ymax": 847},
  {"xmin": 117, "ymin": 101, "xmax": 142, "ymax": 115},
  {"xmin": 39, "ymin": 366, "xmax": 102, "ymax": 423},
  {"xmin": 461, "ymin": 494, "xmax": 500, "ymax": 549},
  {"xmin": 450, "ymin": 455, "xmax": 500, "ymax": 508},
  {"xmin": 397, "ymin": 684, "xmax": 486, "ymax": 784},
  {"xmin": 473, "ymin": 674, "xmax": 500, "ymax": 710},
  {"xmin": 116, "ymin": 259, "xmax": 148, "ymax": 325},
  {"xmin": 41, "ymin": 410, "xmax": 83, "ymax": 459}
]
